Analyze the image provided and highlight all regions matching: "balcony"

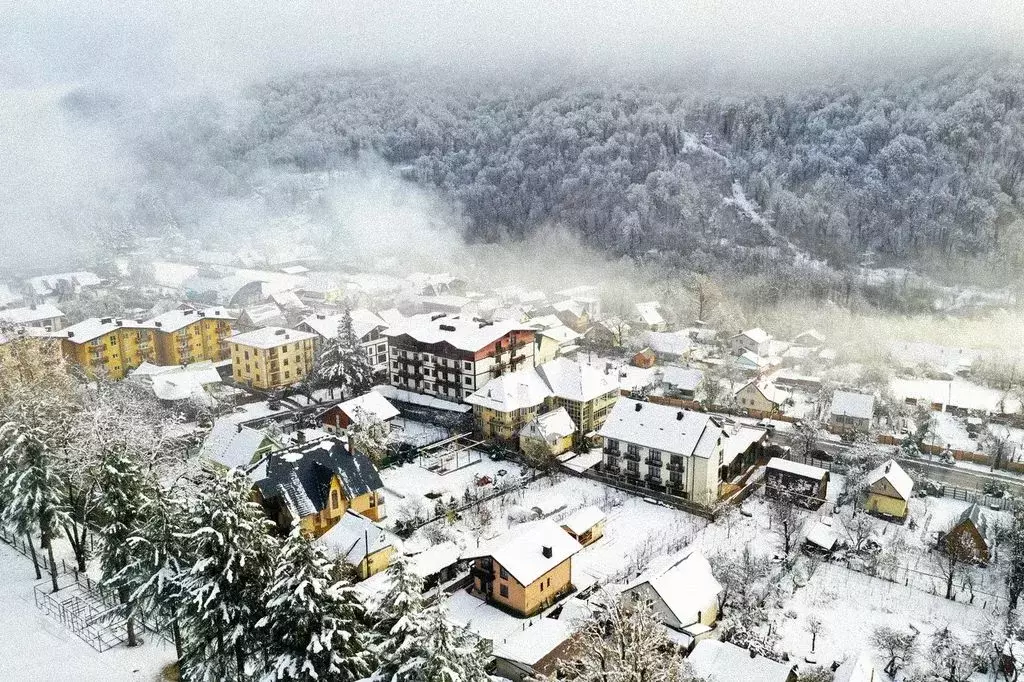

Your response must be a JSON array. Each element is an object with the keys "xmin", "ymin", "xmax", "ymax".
[
  {"xmin": 604, "ymin": 461, "xmax": 620, "ymax": 473},
  {"xmin": 623, "ymin": 451, "xmax": 641, "ymax": 462},
  {"xmin": 666, "ymin": 461, "xmax": 684, "ymax": 472},
  {"xmin": 644, "ymin": 456, "xmax": 663, "ymax": 466}
]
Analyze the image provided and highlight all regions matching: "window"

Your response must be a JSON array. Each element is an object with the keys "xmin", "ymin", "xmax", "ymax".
[
  {"xmin": 464, "ymin": 376, "xmax": 472, "ymax": 386},
  {"xmin": 377, "ymin": 344, "xmax": 385, "ymax": 353},
  {"xmin": 499, "ymin": 567, "xmax": 508, "ymax": 580},
  {"xmin": 463, "ymin": 361, "xmax": 472, "ymax": 370},
  {"xmin": 626, "ymin": 444, "xmax": 639, "ymax": 456},
  {"xmin": 284, "ymin": 371, "xmax": 290, "ymax": 379},
  {"xmin": 331, "ymin": 490, "xmax": 339, "ymax": 508},
  {"xmin": 546, "ymin": 577, "xmax": 551, "ymax": 587},
  {"xmin": 606, "ymin": 439, "xmax": 619, "ymax": 452},
  {"xmin": 244, "ymin": 351, "xmax": 249, "ymax": 360},
  {"xmin": 626, "ymin": 461, "xmax": 639, "ymax": 473},
  {"xmin": 499, "ymin": 584, "xmax": 509, "ymax": 598},
  {"xmin": 369, "ymin": 494, "xmax": 376, "ymax": 507},
  {"xmin": 539, "ymin": 581, "xmax": 544, "ymax": 592}
]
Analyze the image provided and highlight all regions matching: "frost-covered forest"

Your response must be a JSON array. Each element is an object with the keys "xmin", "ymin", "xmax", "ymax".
[{"xmin": 84, "ymin": 55, "xmax": 1024, "ymax": 281}]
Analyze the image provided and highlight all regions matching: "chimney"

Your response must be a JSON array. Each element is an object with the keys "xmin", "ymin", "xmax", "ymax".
[
  {"xmin": 100, "ymin": 317, "xmax": 113, "ymax": 324},
  {"xmin": 677, "ymin": 411, "xmax": 684, "ymax": 421},
  {"xmin": 542, "ymin": 545, "xmax": 552, "ymax": 559},
  {"xmin": 275, "ymin": 329, "xmax": 286, "ymax": 335},
  {"xmin": 317, "ymin": 313, "xmax": 326, "ymax": 319},
  {"xmin": 635, "ymin": 403, "xmax": 642, "ymax": 412},
  {"xmin": 885, "ymin": 462, "xmax": 891, "ymax": 473},
  {"xmin": 67, "ymin": 331, "xmax": 74, "ymax": 338}
]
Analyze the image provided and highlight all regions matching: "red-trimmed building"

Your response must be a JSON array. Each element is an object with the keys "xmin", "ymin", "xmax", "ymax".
[{"xmin": 383, "ymin": 314, "xmax": 537, "ymax": 403}]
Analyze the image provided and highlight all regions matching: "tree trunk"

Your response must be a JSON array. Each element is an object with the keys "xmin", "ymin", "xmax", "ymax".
[
  {"xmin": 25, "ymin": 531, "xmax": 41, "ymax": 580},
  {"xmin": 119, "ymin": 587, "xmax": 138, "ymax": 647},
  {"xmin": 945, "ymin": 564, "xmax": 955, "ymax": 600},
  {"xmin": 172, "ymin": 619, "xmax": 185, "ymax": 681},
  {"xmin": 45, "ymin": 534, "xmax": 59, "ymax": 593}
]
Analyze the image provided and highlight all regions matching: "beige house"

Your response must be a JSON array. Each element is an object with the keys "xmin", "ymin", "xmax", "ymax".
[
  {"xmin": 735, "ymin": 380, "xmax": 792, "ymax": 417},
  {"xmin": 227, "ymin": 327, "xmax": 316, "ymax": 390},
  {"xmin": 599, "ymin": 398, "xmax": 725, "ymax": 505},
  {"xmin": 464, "ymin": 519, "xmax": 581, "ymax": 617},
  {"xmin": 621, "ymin": 550, "xmax": 721, "ymax": 637}
]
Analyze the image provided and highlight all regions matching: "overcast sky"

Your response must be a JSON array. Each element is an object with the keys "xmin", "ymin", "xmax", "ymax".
[
  {"xmin": 3, "ymin": 1, "xmax": 1021, "ymax": 91},
  {"xmin": 0, "ymin": 1, "xmax": 1021, "ymax": 271}
]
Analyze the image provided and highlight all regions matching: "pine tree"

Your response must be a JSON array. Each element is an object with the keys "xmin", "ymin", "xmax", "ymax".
[
  {"xmin": 310, "ymin": 308, "xmax": 374, "ymax": 399},
  {"xmin": 418, "ymin": 609, "xmax": 490, "ymax": 682},
  {"xmin": 369, "ymin": 556, "xmax": 432, "ymax": 681},
  {"xmin": 178, "ymin": 471, "xmax": 279, "ymax": 680},
  {"xmin": 257, "ymin": 530, "xmax": 372, "ymax": 681},
  {"xmin": 95, "ymin": 441, "xmax": 158, "ymax": 647}
]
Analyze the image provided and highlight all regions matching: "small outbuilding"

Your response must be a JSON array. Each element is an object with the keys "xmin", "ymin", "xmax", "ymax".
[
  {"xmin": 632, "ymin": 347, "xmax": 657, "ymax": 369},
  {"xmin": 764, "ymin": 457, "xmax": 830, "ymax": 508},
  {"xmin": 942, "ymin": 503, "xmax": 994, "ymax": 564},
  {"xmin": 560, "ymin": 505, "xmax": 606, "ymax": 547}
]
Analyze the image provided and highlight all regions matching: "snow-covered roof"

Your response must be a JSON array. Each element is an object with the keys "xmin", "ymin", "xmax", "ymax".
[
  {"xmin": 0, "ymin": 304, "xmax": 64, "ymax": 326},
  {"xmin": 661, "ymin": 366, "xmax": 704, "ymax": 392},
  {"xmin": 866, "ymin": 459, "xmax": 913, "ymax": 501},
  {"xmin": 139, "ymin": 362, "xmax": 222, "ymax": 401},
  {"xmin": 733, "ymin": 350, "xmax": 767, "ymax": 369},
  {"xmin": 737, "ymin": 380, "xmax": 792, "ymax": 405},
  {"xmin": 536, "ymin": 357, "xmax": 618, "ymax": 403},
  {"xmin": 269, "ymin": 290, "xmax": 307, "ymax": 310},
  {"xmin": 624, "ymin": 550, "xmax": 722, "ymax": 627},
  {"xmin": 731, "ymin": 327, "xmax": 769, "ymax": 344},
  {"xmin": 793, "ymin": 328, "xmax": 826, "ymax": 345},
  {"xmin": 383, "ymin": 313, "xmax": 533, "ymax": 352},
  {"xmin": 226, "ymin": 327, "xmax": 315, "ymax": 349},
  {"xmin": 560, "ymin": 505, "xmax": 606, "ymax": 535},
  {"xmin": 465, "ymin": 370, "xmax": 552, "ymax": 412},
  {"xmin": 373, "ymin": 384, "xmax": 472, "ymax": 413},
  {"xmin": 407, "ymin": 540, "xmax": 462, "ymax": 577},
  {"xmin": 633, "ymin": 301, "xmax": 665, "ymax": 327},
  {"xmin": 644, "ymin": 331, "xmax": 694, "ymax": 357},
  {"xmin": 527, "ymin": 407, "xmax": 577, "ymax": 441},
  {"xmin": 241, "ymin": 302, "xmax": 286, "ymax": 326},
  {"xmin": 721, "ymin": 424, "xmax": 767, "ymax": 467},
  {"xmin": 199, "ymin": 422, "xmax": 271, "ymax": 469},
  {"xmin": 599, "ymin": 398, "xmax": 722, "ymax": 459},
  {"xmin": 463, "ymin": 519, "xmax": 581, "ymax": 586},
  {"xmin": 59, "ymin": 317, "xmax": 156, "ymax": 344},
  {"xmin": 492, "ymin": 618, "xmax": 573, "ymax": 667},
  {"xmin": 537, "ymin": 325, "xmax": 581, "ymax": 345},
  {"xmin": 148, "ymin": 307, "xmax": 235, "ymax": 333},
  {"xmin": 318, "ymin": 510, "xmax": 398, "ymax": 564},
  {"xmin": 334, "ymin": 392, "xmax": 400, "ymax": 424},
  {"xmin": 766, "ymin": 457, "xmax": 828, "ymax": 481},
  {"xmin": 830, "ymin": 391, "xmax": 875, "ymax": 420},
  {"xmin": 687, "ymin": 640, "xmax": 794, "ymax": 682},
  {"xmin": 27, "ymin": 271, "xmax": 101, "ymax": 295},
  {"xmin": 804, "ymin": 516, "xmax": 842, "ymax": 551}
]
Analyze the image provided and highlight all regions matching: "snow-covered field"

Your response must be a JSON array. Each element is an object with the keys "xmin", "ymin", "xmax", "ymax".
[{"xmin": 0, "ymin": 542, "xmax": 173, "ymax": 682}]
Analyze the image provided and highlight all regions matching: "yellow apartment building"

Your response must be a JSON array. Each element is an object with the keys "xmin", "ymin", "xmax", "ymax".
[
  {"xmin": 149, "ymin": 308, "xmax": 235, "ymax": 365},
  {"xmin": 59, "ymin": 317, "xmax": 158, "ymax": 379},
  {"xmin": 227, "ymin": 326, "xmax": 316, "ymax": 390}
]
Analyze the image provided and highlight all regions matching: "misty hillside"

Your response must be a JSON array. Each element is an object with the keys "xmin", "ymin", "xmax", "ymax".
[{"xmin": 93, "ymin": 57, "xmax": 1024, "ymax": 279}]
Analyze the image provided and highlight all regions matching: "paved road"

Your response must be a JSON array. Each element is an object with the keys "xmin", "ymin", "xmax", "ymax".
[{"xmin": 771, "ymin": 431, "xmax": 1024, "ymax": 496}]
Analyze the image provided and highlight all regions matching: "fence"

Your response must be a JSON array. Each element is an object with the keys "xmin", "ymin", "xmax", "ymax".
[
  {"xmin": 787, "ymin": 453, "xmax": 1012, "ymax": 510},
  {"xmin": 565, "ymin": 466, "xmax": 717, "ymax": 520},
  {"xmin": 1, "ymin": 527, "xmax": 173, "ymax": 652}
]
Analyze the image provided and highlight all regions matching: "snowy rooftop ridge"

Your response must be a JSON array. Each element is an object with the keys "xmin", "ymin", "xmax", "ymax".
[
  {"xmin": 59, "ymin": 317, "xmax": 158, "ymax": 344},
  {"xmin": 148, "ymin": 307, "xmax": 235, "ymax": 332},
  {"xmin": 383, "ymin": 313, "xmax": 533, "ymax": 352},
  {"xmin": 866, "ymin": 459, "xmax": 913, "ymax": 501},
  {"xmin": 226, "ymin": 326, "xmax": 315, "ymax": 349},
  {"xmin": 598, "ymin": 398, "xmax": 722, "ymax": 459},
  {"xmin": 830, "ymin": 390, "xmax": 875, "ymax": 420},
  {"xmin": 0, "ymin": 304, "xmax": 64, "ymax": 326},
  {"xmin": 462, "ymin": 518, "xmax": 582, "ymax": 586},
  {"xmin": 766, "ymin": 456, "xmax": 829, "ymax": 481}
]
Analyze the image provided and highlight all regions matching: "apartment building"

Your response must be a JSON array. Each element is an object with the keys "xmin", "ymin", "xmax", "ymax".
[
  {"xmin": 227, "ymin": 327, "xmax": 316, "ymax": 390},
  {"xmin": 599, "ymin": 398, "xmax": 726, "ymax": 505},
  {"xmin": 0, "ymin": 304, "xmax": 65, "ymax": 331},
  {"xmin": 298, "ymin": 308, "xmax": 389, "ymax": 373},
  {"xmin": 384, "ymin": 314, "xmax": 536, "ymax": 403},
  {"xmin": 59, "ymin": 317, "xmax": 159, "ymax": 379},
  {"xmin": 149, "ymin": 307, "xmax": 236, "ymax": 365}
]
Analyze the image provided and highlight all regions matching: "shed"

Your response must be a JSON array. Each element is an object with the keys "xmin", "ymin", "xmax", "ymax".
[
  {"xmin": 632, "ymin": 347, "xmax": 657, "ymax": 369},
  {"xmin": 943, "ymin": 503, "xmax": 994, "ymax": 564},
  {"xmin": 560, "ymin": 505, "xmax": 606, "ymax": 546},
  {"xmin": 764, "ymin": 457, "xmax": 830, "ymax": 508}
]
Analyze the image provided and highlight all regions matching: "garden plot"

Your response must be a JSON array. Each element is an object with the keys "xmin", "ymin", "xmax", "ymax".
[{"xmin": 776, "ymin": 560, "xmax": 1000, "ymax": 668}]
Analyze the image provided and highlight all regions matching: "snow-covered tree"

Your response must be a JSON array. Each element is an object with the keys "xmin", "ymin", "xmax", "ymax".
[
  {"xmin": 347, "ymin": 407, "xmax": 395, "ymax": 467},
  {"xmin": 417, "ymin": 610, "xmax": 490, "ymax": 682},
  {"xmin": 95, "ymin": 440, "xmax": 159, "ymax": 647},
  {"xmin": 546, "ymin": 594, "xmax": 703, "ymax": 681},
  {"xmin": 310, "ymin": 308, "xmax": 374, "ymax": 399},
  {"xmin": 870, "ymin": 625, "xmax": 917, "ymax": 677},
  {"xmin": 1001, "ymin": 504, "xmax": 1024, "ymax": 612},
  {"xmin": 369, "ymin": 556, "xmax": 432, "ymax": 681},
  {"xmin": 178, "ymin": 471, "xmax": 279, "ymax": 680},
  {"xmin": 258, "ymin": 529, "xmax": 371, "ymax": 681}
]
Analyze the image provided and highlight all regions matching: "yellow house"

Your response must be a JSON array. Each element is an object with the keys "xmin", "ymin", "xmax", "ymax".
[
  {"xmin": 227, "ymin": 326, "xmax": 316, "ymax": 390},
  {"xmin": 865, "ymin": 459, "xmax": 913, "ymax": 520},
  {"xmin": 735, "ymin": 380, "xmax": 792, "ymax": 418},
  {"xmin": 149, "ymin": 308, "xmax": 235, "ymax": 365},
  {"xmin": 465, "ymin": 519, "xmax": 581, "ymax": 617},
  {"xmin": 59, "ymin": 317, "xmax": 159, "ymax": 379},
  {"xmin": 466, "ymin": 357, "xmax": 619, "ymax": 444},
  {"xmin": 250, "ymin": 437, "xmax": 386, "ymax": 537},
  {"xmin": 317, "ymin": 509, "xmax": 397, "ymax": 579},
  {"xmin": 520, "ymin": 407, "xmax": 576, "ymax": 456}
]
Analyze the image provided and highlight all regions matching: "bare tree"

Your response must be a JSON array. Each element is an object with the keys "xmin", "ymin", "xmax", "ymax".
[
  {"xmin": 935, "ymin": 524, "xmax": 980, "ymax": 600},
  {"xmin": 870, "ymin": 625, "xmax": 917, "ymax": 677},
  {"xmin": 768, "ymin": 495, "xmax": 801, "ymax": 556},
  {"xmin": 805, "ymin": 615, "xmax": 824, "ymax": 654}
]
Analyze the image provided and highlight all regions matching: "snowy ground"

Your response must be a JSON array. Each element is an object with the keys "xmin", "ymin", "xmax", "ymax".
[{"xmin": 0, "ymin": 542, "xmax": 174, "ymax": 682}]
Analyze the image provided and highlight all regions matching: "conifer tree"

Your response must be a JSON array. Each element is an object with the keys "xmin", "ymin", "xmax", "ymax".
[
  {"xmin": 258, "ymin": 530, "xmax": 372, "ymax": 681},
  {"xmin": 310, "ymin": 308, "xmax": 374, "ymax": 399}
]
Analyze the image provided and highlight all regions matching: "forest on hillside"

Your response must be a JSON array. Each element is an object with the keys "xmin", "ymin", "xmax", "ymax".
[{"xmin": 75, "ymin": 55, "xmax": 1024, "ymax": 282}]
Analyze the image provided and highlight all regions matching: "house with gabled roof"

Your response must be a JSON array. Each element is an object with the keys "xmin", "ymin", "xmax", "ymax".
[
  {"xmin": 942, "ymin": 502, "xmax": 995, "ymax": 564},
  {"xmin": 829, "ymin": 390, "xmax": 875, "ymax": 434},
  {"xmin": 250, "ymin": 436, "xmax": 386, "ymax": 536},
  {"xmin": 729, "ymin": 327, "xmax": 770, "ymax": 357},
  {"xmin": 865, "ymin": 459, "xmax": 913, "ymax": 520},
  {"xmin": 621, "ymin": 550, "xmax": 722, "ymax": 640},
  {"xmin": 320, "ymin": 391, "xmax": 400, "ymax": 435},
  {"xmin": 0, "ymin": 304, "xmax": 65, "ymax": 331},
  {"xmin": 735, "ymin": 380, "xmax": 792, "ymax": 417},
  {"xmin": 687, "ymin": 640, "xmax": 796, "ymax": 682},
  {"xmin": 317, "ymin": 509, "xmax": 399, "ymax": 579},
  {"xmin": 520, "ymin": 407, "xmax": 577, "ymax": 456},
  {"xmin": 463, "ymin": 519, "xmax": 582, "ymax": 617},
  {"xmin": 599, "ymin": 398, "xmax": 726, "ymax": 505},
  {"xmin": 199, "ymin": 421, "xmax": 279, "ymax": 471},
  {"xmin": 632, "ymin": 301, "xmax": 667, "ymax": 332}
]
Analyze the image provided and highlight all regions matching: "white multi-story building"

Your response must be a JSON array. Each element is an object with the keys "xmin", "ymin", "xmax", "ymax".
[
  {"xmin": 383, "ymin": 314, "xmax": 536, "ymax": 403},
  {"xmin": 599, "ymin": 398, "xmax": 726, "ymax": 505},
  {"xmin": 298, "ymin": 308, "xmax": 390, "ymax": 373}
]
